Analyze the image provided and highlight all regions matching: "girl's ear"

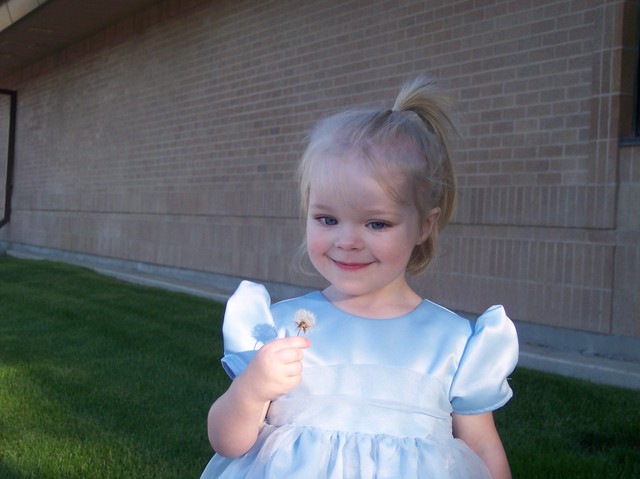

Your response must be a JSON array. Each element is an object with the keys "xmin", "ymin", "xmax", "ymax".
[{"xmin": 418, "ymin": 207, "xmax": 441, "ymax": 244}]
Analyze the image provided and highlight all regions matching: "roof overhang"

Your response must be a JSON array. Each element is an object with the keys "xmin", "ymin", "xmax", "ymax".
[{"xmin": 0, "ymin": 0, "xmax": 163, "ymax": 83}]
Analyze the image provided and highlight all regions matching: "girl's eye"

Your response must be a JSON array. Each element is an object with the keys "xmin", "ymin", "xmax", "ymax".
[
  {"xmin": 318, "ymin": 216, "xmax": 338, "ymax": 226},
  {"xmin": 367, "ymin": 221, "xmax": 389, "ymax": 230}
]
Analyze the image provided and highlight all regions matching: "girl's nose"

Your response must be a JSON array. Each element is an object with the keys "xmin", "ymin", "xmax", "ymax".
[{"xmin": 334, "ymin": 225, "xmax": 363, "ymax": 250}]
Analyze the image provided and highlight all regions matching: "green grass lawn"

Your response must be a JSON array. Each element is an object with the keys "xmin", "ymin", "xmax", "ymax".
[
  {"xmin": 0, "ymin": 255, "xmax": 229, "ymax": 478},
  {"xmin": 1, "ymin": 255, "xmax": 639, "ymax": 478}
]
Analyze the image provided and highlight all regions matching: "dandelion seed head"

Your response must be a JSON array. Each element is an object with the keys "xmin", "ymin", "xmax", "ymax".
[{"xmin": 294, "ymin": 309, "xmax": 316, "ymax": 335}]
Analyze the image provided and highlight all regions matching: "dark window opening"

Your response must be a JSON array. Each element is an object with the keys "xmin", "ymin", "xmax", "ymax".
[
  {"xmin": 621, "ymin": 4, "xmax": 640, "ymax": 146},
  {"xmin": 635, "ymin": 23, "xmax": 640, "ymax": 139},
  {"xmin": 0, "ymin": 89, "xmax": 17, "ymax": 229}
]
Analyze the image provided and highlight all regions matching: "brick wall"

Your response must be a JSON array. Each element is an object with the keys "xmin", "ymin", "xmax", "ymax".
[
  {"xmin": 1, "ymin": 0, "xmax": 637, "ymax": 338},
  {"xmin": 614, "ymin": 145, "xmax": 640, "ymax": 337}
]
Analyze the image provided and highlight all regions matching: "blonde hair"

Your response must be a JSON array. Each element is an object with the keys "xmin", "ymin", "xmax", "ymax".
[{"xmin": 297, "ymin": 75, "xmax": 457, "ymax": 274}]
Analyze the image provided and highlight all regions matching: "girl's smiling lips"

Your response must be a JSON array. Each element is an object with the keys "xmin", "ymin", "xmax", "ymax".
[{"xmin": 331, "ymin": 259, "xmax": 372, "ymax": 271}]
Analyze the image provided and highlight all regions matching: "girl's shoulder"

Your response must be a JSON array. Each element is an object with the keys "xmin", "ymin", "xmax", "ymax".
[{"xmin": 415, "ymin": 298, "xmax": 474, "ymax": 336}]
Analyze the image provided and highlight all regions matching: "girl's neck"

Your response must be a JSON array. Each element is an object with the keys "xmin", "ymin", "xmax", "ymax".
[{"xmin": 322, "ymin": 283, "xmax": 423, "ymax": 319}]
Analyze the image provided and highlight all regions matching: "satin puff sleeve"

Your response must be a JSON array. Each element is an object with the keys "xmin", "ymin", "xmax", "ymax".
[
  {"xmin": 449, "ymin": 305, "xmax": 519, "ymax": 415},
  {"xmin": 220, "ymin": 281, "xmax": 279, "ymax": 379}
]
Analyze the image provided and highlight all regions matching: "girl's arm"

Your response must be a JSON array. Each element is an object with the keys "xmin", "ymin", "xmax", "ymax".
[
  {"xmin": 452, "ymin": 412, "xmax": 512, "ymax": 479},
  {"xmin": 207, "ymin": 336, "xmax": 310, "ymax": 458}
]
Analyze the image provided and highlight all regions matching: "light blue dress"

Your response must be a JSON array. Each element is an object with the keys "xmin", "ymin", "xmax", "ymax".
[{"xmin": 200, "ymin": 281, "xmax": 518, "ymax": 479}]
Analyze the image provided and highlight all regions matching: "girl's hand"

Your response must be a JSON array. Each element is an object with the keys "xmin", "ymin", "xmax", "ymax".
[
  {"xmin": 207, "ymin": 336, "xmax": 310, "ymax": 458},
  {"xmin": 237, "ymin": 336, "xmax": 311, "ymax": 405}
]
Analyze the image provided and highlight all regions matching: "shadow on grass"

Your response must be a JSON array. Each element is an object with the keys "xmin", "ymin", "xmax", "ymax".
[{"xmin": 0, "ymin": 461, "xmax": 24, "ymax": 479}]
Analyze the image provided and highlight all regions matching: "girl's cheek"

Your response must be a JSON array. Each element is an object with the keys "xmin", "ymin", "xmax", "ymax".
[
  {"xmin": 306, "ymin": 235, "xmax": 321, "ymax": 257},
  {"xmin": 306, "ymin": 228, "xmax": 328, "ymax": 259},
  {"xmin": 306, "ymin": 222, "xmax": 322, "ymax": 243}
]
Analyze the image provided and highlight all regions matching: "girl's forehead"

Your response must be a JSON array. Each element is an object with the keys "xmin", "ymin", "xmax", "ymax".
[
  {"xmin": 308, "ymin": 153, "xmax": 409, "ymax": 207},
  {"xmin": 310, "ymin": 153, "xmax": 374, "ymax": 189},
  {"xmin": 312, "ymin": 150, "xmax": 366, "ymax": 176}
]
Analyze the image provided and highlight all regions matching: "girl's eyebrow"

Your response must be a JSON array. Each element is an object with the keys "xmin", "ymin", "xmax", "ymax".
[
  {"xmin": 365, "ymin": 210, "xmax": 403, "ymax": 219},
  {"xmin": 309, "ymin": 202, "xmax": 401, "ymax": 218}
]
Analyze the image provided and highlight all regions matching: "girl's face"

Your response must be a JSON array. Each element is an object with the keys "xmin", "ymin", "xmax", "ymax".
[{"xmin": 306, "ymin": 154, "xmax": 438, "ymax": 313}]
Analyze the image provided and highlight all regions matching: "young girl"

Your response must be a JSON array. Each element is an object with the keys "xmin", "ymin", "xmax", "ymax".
[{"xmin": 200, "ymin": 76, "xmax": 518, "ymax": 479}]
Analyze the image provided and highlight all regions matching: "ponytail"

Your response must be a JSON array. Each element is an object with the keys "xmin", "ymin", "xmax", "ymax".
[
  {"xmin": 392, "ymin": 76, "xmax": 458, "ymax": 273},
  {"xmin": 393, "ymin": 76, "xmax": 457, "ymax": 228}
]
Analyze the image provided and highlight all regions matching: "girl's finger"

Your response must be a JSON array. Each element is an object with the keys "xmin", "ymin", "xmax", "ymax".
[
  {"xmin": 276, "ymin": 343, "xmax": 308, "ymax": 364},
  {"xmin": 274, "ymin": 336, "xmax": 311, "ymax": 350}
]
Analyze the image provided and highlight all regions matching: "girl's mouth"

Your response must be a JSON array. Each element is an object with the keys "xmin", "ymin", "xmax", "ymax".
[{"xmin": 332, "ymin": 260, "xmax": 371, "ymax": 271}]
